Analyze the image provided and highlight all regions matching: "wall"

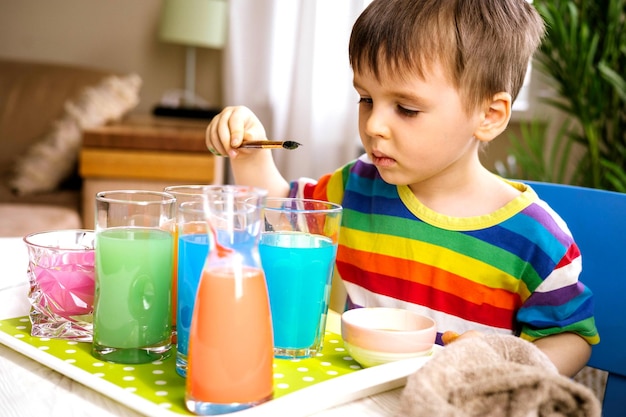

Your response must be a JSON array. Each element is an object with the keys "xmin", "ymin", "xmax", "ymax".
[
  {"xmin": 0, "ymin": 0, "xmax": 223, "ymax": 114},
  {"xmin": 0, "ymin": 0, "xmax": 553, "ymax": 176}
]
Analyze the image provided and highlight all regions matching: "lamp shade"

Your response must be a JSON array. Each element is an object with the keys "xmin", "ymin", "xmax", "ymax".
[{"xmin": 159, "ymin": 0, "xmax": 227, "ymax": 49}]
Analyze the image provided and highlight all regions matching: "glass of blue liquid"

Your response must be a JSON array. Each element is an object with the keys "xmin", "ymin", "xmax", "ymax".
[
  {"xmin": 259, "ymin": 198, "xmax": 342, "ymax": 359},
  {"xmin": 174, "ymin": 199, "xmax": 210, "ymax": 377}
]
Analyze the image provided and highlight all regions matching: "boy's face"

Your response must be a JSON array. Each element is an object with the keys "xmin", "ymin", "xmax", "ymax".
[{"xmin": 353, "ymin": 62, "xmax": 484, "ymax": 191}]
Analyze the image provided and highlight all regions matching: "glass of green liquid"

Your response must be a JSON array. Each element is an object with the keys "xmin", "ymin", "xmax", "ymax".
[
  {"xmin": 259, "ymin": 198, "xmax": 342, "ymax": 359},
  {"xmin": 92, "ymin": 190, "xmax": 176, "ymax": 364}
]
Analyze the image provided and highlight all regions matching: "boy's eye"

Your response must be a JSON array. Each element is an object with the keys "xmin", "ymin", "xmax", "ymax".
[
  {"xmin": 397, "ymin": 105, "xmax": 419, "ymax": 117},
  {"xmin": 358, "ymin": 97, "xmax": 373, "ymax": 106}
]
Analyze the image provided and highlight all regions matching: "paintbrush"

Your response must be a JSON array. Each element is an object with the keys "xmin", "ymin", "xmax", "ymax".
[{"xmin": 239, "ymin": 140, "xmax": 302, "ymax": 150}]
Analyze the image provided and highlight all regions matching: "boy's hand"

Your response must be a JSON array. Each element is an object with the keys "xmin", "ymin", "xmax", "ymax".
[
  {"xmin": 441, "ymin": 330, "xmax": 460, "ymax": 345},
  {"xmin": 206, "ymin": 106, "xmax": 267, "ymax": 159},
  {"xmin": 442, "ymin": 330, "xmax": 483, "ymax": 345}
]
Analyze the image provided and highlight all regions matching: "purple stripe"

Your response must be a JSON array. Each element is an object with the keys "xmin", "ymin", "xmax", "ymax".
[
  {"xmin": 524, "ymin": 281, "xmax": 584, "ymax": 307},
  {"xmin": 521, "ymin": 203, "xmax": 571, "ymax": 247},
  {"xmin": 288, "ymin": 180, "xmax": 300, "ymax": 198},
  {"xmin": 346, "ymin": 295, "xmax": 363, "ymax": 310},
  {"xmin": 351, "ymin": 158, "xmax": 379, "ymax": 180}
]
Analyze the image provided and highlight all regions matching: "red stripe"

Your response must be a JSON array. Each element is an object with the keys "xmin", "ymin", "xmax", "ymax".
[
  {"xmin": 556, "ymin": 243, "xmax": 580, "ymax": 269},
  {"xmin": 337, "ymin": 260, "xmax": 519, "ymax": 330},
  {"xmin": 303, "ymin": 175, "xmax": 330, "ymax": 201},
  {"xmin": 337, "ymin": 246, "xmax": 520, "ymax": 310}
]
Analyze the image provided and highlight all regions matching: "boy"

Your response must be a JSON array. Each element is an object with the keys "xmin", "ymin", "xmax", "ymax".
[{"xmin": 206, "ymin": 0, "xmax": 598, "ymax": 377}]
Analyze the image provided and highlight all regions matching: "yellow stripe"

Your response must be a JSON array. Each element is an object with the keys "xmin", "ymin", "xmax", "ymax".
[
  {"xmin": 326, "ymin": 169, "xmax": 345, "ymax": 204},
  {"xmin": 341, "ymin": 227, "xmax": 529, "ymax": 296}
]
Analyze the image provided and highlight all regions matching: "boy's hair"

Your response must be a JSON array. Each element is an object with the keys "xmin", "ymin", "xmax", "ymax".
[{"xmin": 349, "ymin": 0, "xmax": 545, "ymax": 114}]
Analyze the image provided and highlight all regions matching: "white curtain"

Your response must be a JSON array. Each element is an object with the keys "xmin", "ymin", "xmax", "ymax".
[{"xmin": 223, "ymin": 0, "xmax": 368, "ymax": 182}]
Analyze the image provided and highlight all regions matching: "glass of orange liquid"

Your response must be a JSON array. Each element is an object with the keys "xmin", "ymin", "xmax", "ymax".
[{"xmin": 185, "ymin": 185, "xmax": 273, "ymax": 415}]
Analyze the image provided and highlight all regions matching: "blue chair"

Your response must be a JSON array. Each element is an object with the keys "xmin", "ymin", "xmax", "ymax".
[{"xmin": 525, "ymin": 181, "xmax": 626, "ymax": 417}]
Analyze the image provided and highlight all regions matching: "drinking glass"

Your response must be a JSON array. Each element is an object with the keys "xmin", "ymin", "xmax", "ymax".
[
  {"xmin": 174, "ymin": 199, "xmax": 209, "ymax": 377},
  {"xmin": 92, "ymin": 190, "xmax": 175, "ymax": 364},
  {"xmin": 185, "ymin": 185, "xmax": 273, "ymax": 415},
  {"xmin": 23, "ymin": 229, "xmax": 95, "ymax": 341},
  {"xmin": 164, "ymin": 185, "xmax": 209, "ymax": 348},
  {"xmin": 260, "ymin": 198, "xmax": 342, "ymax": 358}
]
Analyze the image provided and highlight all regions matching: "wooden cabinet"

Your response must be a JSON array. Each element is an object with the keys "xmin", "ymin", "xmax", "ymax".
[{"xmin": 79, "ymin": 115, "xmax": 224, "ymax": 228}]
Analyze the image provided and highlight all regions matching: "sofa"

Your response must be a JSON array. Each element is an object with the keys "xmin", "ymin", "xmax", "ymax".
[{"xmin": 0, "ymin": 58, "xmax": 141, "ymax": 237}]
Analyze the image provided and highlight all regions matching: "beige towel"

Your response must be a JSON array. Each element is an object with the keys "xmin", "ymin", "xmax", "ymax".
[{"xmin": 399, "ymin": 334, "xmax": 601, "ymax": 417}]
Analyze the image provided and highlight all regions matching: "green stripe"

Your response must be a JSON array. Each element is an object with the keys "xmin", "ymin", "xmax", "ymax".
[
  {"xmin": 521, "ymin": 316, "xmax": 599, "ymax": 344},
  {"xmin": 344, "ymin": 209, "xmax": 538, "ymax": 284}
]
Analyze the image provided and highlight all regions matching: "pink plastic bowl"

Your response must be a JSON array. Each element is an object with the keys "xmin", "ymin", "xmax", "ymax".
[{"xmin": 341, "ymin": 308, "xmax": 437, "ymax": 367}]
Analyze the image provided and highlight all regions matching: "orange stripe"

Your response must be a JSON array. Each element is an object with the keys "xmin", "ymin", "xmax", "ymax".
[{"xmin": 337, "ymin": 246, "xmax": 520, "ymax": 310}]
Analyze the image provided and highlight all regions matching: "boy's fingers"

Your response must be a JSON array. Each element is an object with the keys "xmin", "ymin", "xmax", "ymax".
[
  {"xmin": 442, "ymin": 330, "xmax": 484, "ymax": 346},
  {"xmin": 442, "ymin": 331, "xmax": 460, "ymax": 345}
]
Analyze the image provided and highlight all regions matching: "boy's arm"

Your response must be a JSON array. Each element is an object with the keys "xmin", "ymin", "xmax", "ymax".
[
  {"xmin": 445, "ymin": 330, "xmax": 591, "ymax": 377},
  {"xmin": 533, "ymin": 332, "xmax": 591, "ymax": 377},
  {"xmin": 230, "ymin": 150, "xmax": 290, "ymax": 197},
  {"xmin": 206, "ymin": 106, "xmax": 290, "ymax": 197}
]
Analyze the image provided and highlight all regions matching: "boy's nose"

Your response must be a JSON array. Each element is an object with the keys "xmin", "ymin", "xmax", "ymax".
[{"xmin": 363, "ymin": 108, "xmax": 391, "ymax": 139}]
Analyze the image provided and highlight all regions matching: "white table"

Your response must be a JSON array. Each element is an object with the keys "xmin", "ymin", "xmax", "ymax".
[{"xmin": 0, "ymin": 238, "xmax": 405, "ymax": 417}]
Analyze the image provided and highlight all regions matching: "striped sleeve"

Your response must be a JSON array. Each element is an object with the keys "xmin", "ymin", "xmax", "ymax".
[
  {"xmin": 515, "ymin": 201, "xmax": 599, "ymax": 344},
  {"xmin": 289, "ymin": 162, "xmax": 351, "ymax": 205}
]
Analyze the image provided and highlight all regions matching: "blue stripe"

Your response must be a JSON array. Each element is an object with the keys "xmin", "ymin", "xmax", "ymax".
[
  {"xmin": 502, "ymin": 211, "xmax": 567, "ymax": 263},
  {"xmin": 346, "ymin": 167, "xmax": 398, "ymax": 199},
  {"xmin": 517, "ymin": 287, "xmax": 594, "ymax": 328},
  {"xmin": 465, "ymin": 223, "xmax": 558, "ymax": 280},
  {"xmin": 343, "ymin": 189, "xmax": 416, "ymax": 219}
]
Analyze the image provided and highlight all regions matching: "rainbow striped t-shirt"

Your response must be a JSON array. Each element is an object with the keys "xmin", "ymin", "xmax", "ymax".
[{"xmin": 290, "ymin": 155, "xmax": 599, "ymax": 346}]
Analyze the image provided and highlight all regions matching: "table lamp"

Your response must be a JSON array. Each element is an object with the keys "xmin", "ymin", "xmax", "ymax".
[{"xmin": 157, "ymin": 0, "xmax": 227, "ymax": 117}]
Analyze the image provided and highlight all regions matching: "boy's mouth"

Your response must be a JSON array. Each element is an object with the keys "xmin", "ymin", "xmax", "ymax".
[{"xmin": 371, "ymin": 151, "xmax": 396, "ymax": 168}]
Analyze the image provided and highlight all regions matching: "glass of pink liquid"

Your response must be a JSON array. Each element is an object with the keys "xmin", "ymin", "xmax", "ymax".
[{"xmin": 23, "ymin": 229, "xmax": 95, "ymax": 341}]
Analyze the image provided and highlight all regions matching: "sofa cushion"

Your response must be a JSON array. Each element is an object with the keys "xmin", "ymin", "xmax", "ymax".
[
  {"xmin": 0, "ymin": 59, "xmax": 113, "ymax": 176},
  {"xmin": 9, "ymin": 73, "xmax": 141, "ymax": 195}
]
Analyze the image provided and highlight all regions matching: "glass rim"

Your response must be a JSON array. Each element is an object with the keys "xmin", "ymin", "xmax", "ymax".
[
  {"xmin": 203, "ymin": 184, "xmax": 269, "ymax": 197},
  {"xmin": 179, "ymin": 200, "xmax": 205, "ymax": 212},
  {"xmin": 264, "ymin": 197, "xmax": 342, "ymax": 214},
  {"xmin": 95, "ymin": 190, "xmax": 176, "ymax": 205},
  {"xmin": 23, "ymin": 229, "xmax": 95, "ymax": 250},
  {"xmin": 163, "ymin": 184, "xmax": 210, "ymax": 197}
]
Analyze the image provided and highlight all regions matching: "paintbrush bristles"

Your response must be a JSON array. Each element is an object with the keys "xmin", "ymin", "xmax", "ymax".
[{"xmin": 239, "ymin": 140, "xmax": 302, "ymax": 150}]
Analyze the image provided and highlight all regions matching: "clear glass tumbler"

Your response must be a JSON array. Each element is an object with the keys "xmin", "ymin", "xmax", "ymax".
[
  {"xmin": 174, "ymin": 199, "xmax": 210, "ymax": 377},
  {"xmin": 92, "ymin": 190, "xmax": 175, "ymax": 364},
  {"xmin": 23, "ymin": 229, "xmax": 95, "ymax": 341},
  {"xmin": 164, "ymin": 184, "xmax": 210, "ymax": 375},
  {"xmin": 260, "ymin": 198, "xmax": 342, "ymax": 358}
]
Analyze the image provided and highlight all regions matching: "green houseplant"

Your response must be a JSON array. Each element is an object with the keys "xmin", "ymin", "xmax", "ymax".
[{"xmin": 503, "ymin": 0, "xmax": 626, "ymax": 192}]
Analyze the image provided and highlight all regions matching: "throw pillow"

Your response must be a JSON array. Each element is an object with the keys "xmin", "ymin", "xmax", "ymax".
[{"xmin": 9, "ymin": 73, "xmax": 142, "ymax": 195}]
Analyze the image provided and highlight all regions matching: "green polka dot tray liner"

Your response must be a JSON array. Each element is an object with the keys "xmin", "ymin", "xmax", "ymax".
[{"xmin": 0, "ymin": 314, "xmax": 431, "ymax": 416}]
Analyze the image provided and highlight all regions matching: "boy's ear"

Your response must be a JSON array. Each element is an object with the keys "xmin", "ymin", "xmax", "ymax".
[{"xmin": 474, "ymin": 92, "xmax": 512, "ymax": 143}]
